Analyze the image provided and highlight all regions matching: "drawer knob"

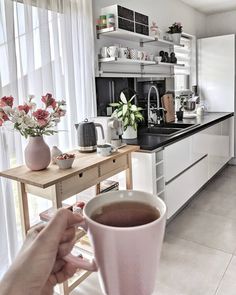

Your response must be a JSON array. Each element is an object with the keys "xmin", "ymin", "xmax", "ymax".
[
  {"xmin": 79, "ymin": 172, "xmax": 83, "ymax": 178},
  {"xmin": 113, "ymin": 159, "xmax": 116, "ymax": 163}
]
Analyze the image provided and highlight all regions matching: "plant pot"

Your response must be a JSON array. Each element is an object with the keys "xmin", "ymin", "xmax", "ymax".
[
  {"xmin": 171, "ymin": 33, "xmax": 181, "ymax": 45},
  {"xmin": 25, "ymin": 136, "xmax": 51, "ymax": 170},
  {"xmin": 122, "ymin": 126, "xmax": 137, "ymax": 139}
]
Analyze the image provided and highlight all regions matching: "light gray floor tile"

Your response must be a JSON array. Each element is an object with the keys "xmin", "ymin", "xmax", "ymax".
[
  {"xmin": 219, "ymin": 165, "xmax": 236, "ymax": 179},
  {"xmin": 189, "ymin": 189, "xmax": 236, "ymax": 220},
  {"xmin": 154, "ymin": 235, "xmax": 231, "ymax": 295},
  {"xmin": 167, "ymin": 207, "xmax": 236, "ymax": 253},
  {"xmin": 215, "ymin": 256, "xmax": 236, "ymax": 295},
  {"xmin": 206, "ymin": 174, "xmax": 236, "ymax": 195}
]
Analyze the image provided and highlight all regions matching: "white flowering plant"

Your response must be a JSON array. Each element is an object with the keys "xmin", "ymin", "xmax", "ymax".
[{"xmin": 0, "ymin": 93, "xmax": 66, "ymax": 138}]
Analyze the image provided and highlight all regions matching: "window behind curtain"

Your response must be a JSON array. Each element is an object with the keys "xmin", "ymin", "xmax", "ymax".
[{"xmin": 174, "ymin": 35, "xmax": 196, "ymax": 91}]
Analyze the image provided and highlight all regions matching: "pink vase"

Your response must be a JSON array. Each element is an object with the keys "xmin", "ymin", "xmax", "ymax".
[{"xmin": 24, "ymin": 136, "xmax": 51, "ymax": 171}]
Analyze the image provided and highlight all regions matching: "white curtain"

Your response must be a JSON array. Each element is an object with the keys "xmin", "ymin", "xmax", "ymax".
[{"xmin": 0, "ymin": 0, "xmax": 96, "ymax": 277}]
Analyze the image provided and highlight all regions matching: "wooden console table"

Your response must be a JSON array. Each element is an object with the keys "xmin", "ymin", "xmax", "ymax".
[{"xmin": 0, "ymin": 145, "xmax": 139, "ymax": 294}]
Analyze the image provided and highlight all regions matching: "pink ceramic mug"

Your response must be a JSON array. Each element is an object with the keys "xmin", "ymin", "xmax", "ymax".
[{"xmin": 65, "ymin": 190, "xmax": 167, "ymax": 295}]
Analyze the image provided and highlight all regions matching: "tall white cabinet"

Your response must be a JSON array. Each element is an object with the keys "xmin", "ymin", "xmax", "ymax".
[{"xmin": 198, "ymin": 34, "xmax": 235, "ymax": 113}]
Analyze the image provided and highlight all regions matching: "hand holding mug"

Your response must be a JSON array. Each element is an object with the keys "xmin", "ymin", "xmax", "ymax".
[{"xmin": 67, "ymin": 190, "xmax": 167, "ymax": 295}]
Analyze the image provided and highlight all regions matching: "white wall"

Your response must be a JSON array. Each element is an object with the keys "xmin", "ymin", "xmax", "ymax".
[
  {"xmin": 93, "ymin": 0, "xmax": 206, "ymax": 38},
  {"xmin": 205, "ymin": 10, "xmax": 236, "ymax": 37}
]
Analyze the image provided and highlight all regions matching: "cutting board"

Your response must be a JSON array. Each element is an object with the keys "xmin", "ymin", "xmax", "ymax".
[{"xmin": 161, "ymin": 94, "xmax": 175, "ymax": 123}]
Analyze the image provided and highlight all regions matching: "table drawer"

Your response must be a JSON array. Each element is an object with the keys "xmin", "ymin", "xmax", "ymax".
[
  {"xmin": 60, "ymin": 167, "xmax": 99, "ymax": 199},
  {"xmin": 100, "ymin": 155, "xmax": 128, "ymax": 176}
]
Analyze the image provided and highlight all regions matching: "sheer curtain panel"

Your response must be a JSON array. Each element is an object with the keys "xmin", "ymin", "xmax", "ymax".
[{"xmin": 0, "ymin": 0, "xmax": 96, "ymax": 277}]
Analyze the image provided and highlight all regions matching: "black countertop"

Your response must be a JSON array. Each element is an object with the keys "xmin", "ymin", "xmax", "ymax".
[{"xmin": 123, "ymin": 112, "xmax": 234, "ymax": 152}]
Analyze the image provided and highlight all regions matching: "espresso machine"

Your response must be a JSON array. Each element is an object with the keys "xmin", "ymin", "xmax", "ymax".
[{"xmin": 92, "ymin": 117, "xmax": 124, "ymax": 147}]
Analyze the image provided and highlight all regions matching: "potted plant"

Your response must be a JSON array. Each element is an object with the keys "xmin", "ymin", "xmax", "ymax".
[
  {"xmin": 110, "ymin": 92, "xmax": 144, "ymax": 139},
  {"xmin": 0, "ymin": 94, "xmax": 66, "ymax": 170},
  {"xmin": 167, "ymin": 22, "xmax": 183, "ymax": 44}
]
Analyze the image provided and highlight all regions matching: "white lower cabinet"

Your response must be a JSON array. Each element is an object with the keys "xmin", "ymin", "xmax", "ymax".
[
  {"xmin": 132, "ymin": 117, "xmax": 233, "ymax": 219},
  {"xmin": 165, "ymin": 156, "xmax": 208, "ymax": 219}
]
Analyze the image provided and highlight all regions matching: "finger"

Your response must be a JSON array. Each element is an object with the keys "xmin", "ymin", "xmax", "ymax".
[
  {"xmin": 52, "ymin": 259, "xmax": 65, "ymax": 273},
  {"xmin": 27, "ymin": 224, "xmax": 45, "ymax": 239},
  {"xmin": 54, "ymin": 262, "xmax": 78, "ymax": 284},
  {"xmin": 21, "ymin": 224, "xmax": 46, "ymax": 251},
  {"xmin": 60, "ymin": 227, "xmax": 76, "ymax": 243},
  {"xmin": 57, "ymin": 238, "xmax": 76, "ymax": 258},
  {"xmin": 39, "ymin": 209, "xmax": 83, "ymax": 245}
]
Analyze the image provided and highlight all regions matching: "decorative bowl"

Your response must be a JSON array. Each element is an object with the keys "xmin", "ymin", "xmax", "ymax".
[{"xmin": 56, "ymin": 153, "xmax": 75, "ymax": 169}]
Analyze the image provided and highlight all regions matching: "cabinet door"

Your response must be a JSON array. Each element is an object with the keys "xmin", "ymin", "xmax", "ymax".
[
  {"xmin": 165, "ymin": 157, "xmax": 208, "ymax": 219},
  {"xmin": 132, "ymin": 152, "xmax": 156, "ymax": 194},
  {"xmin": 164, "ymin": 137, "xmax": 192, "ymax": 183},
  {"xmin": 221, "ymin": 117, "xmax": 234, "ymax": 162}
]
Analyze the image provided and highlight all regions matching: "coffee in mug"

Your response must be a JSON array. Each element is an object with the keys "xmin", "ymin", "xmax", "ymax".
[{"xmin": 91, "ymin": 201, "xmax": 160, "ymax": 227}]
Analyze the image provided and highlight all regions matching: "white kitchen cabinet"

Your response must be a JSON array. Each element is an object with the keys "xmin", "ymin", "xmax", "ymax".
[
  {"xmin": 192, "ymin": 118, "xmax": 233, "ymax": 179},
  {"xmin": 165, "ymin": 156, "xmax": 208, "ymax": 219},
  {"xmin": 164, "ymin": 134, "xmax": 205, "ymax": 183},
  {"xmin": 132, "ymin": 150, "xmax": 165, "ymax": 199},
  {"xmin": 132, "ymin": 116, "xmax": 233, "ymax": 219}
]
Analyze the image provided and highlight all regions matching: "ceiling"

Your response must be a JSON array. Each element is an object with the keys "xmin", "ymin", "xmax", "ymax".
[{"xmin": 181, "ymin": 0, "xmax": 236, "ymax": 15}]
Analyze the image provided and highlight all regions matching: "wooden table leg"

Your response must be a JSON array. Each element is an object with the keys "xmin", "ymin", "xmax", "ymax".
[
  {"xmin": 51, "ymin": 183, "xmax": 63, "ymax": 208},
  {"xmin": 18, "ymin": 182, "xmax": 30, "ymax": 237},
  {"xmin": 126, "ymin": 153, "xmax": 133, "ymax": 190},
  {"xmin": 96, "ymin": 183, "xmax": 101, "ymax": 195}
]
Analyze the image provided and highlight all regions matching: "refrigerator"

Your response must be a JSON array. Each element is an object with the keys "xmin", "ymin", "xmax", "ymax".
[{"xmin": 198, "ymin": 34, "xmax": 235, "ymax": 160}]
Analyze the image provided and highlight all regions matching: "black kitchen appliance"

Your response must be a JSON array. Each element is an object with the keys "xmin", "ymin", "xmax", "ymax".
[{"xmin": 75, "ymin": 119, "xmax": 104, "ymax": 152}]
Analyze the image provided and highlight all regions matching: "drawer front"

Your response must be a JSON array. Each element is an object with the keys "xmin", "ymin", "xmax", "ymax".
[
  {"xmin": 100, "ymin": 155, "xmax": 128, "ymax": 176},
  {"xmin": 164, "ymin": 136, "xmax": 192, "ymax": 182},
  {"xmin": 60, "ymin": 167, "xmax": 99, "ymax": 199},
  {"xmin": 165, "ymin": 157, "xmax": 208, "ymax": 219}
]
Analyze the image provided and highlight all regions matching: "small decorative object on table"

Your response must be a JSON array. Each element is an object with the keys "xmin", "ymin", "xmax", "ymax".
[
  {"xmin": 56, "ymin": 153, "xmax": 75, "ymax": 169},
  {"xmin": 110, "ymin": 92, "xmax": 144, "ymax": 139},
  {"xmin": 167, "ymin": 22, "xmax": 183, "ymax": 44},
  {"xmin": 51, "ymin": 146, "xmax": 63, "ymax": 164},
  {"xmin": 0, "ymin": 93, "xmax": 66, "ymax": 170}
]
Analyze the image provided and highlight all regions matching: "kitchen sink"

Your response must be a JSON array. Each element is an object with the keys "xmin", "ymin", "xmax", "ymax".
[
  {"xmin": 145, "ymin": 127, "xmax": 182, "ymax": 136},
  {"xmin": 160, "ymin": 123, "xmax": 196, "ymax": 129},
  {"xmin": 142, "ymin": 123, "xmax": 198, "ymax": 137}
]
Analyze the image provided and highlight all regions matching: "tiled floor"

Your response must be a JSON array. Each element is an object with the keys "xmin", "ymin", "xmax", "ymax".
[{"xmin": 71, "ymin": 165, "xmax": 236, "ymax": 295}]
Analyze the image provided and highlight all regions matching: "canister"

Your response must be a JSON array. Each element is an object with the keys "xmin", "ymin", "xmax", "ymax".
[{"xmin": 107, "ymin": 13, "xmax": 115, "ymax": 28}]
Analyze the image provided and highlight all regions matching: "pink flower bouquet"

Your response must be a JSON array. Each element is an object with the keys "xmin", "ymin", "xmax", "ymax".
[{"xmin": 0, "ymin": 93, "xmax": 66, "ymax": 138}]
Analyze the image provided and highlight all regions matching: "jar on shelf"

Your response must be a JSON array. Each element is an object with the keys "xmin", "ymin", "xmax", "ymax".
[
  {"xmin": 107, "ymin": 13, "xmax": 115, "ymax": 28},
  {"xmin": 99, "ymin": 15, "xmax": 107, "ymax": 29},
  {"xmin": 150, "ymin": 21, "xmax": 161, "ymax": 38}
]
